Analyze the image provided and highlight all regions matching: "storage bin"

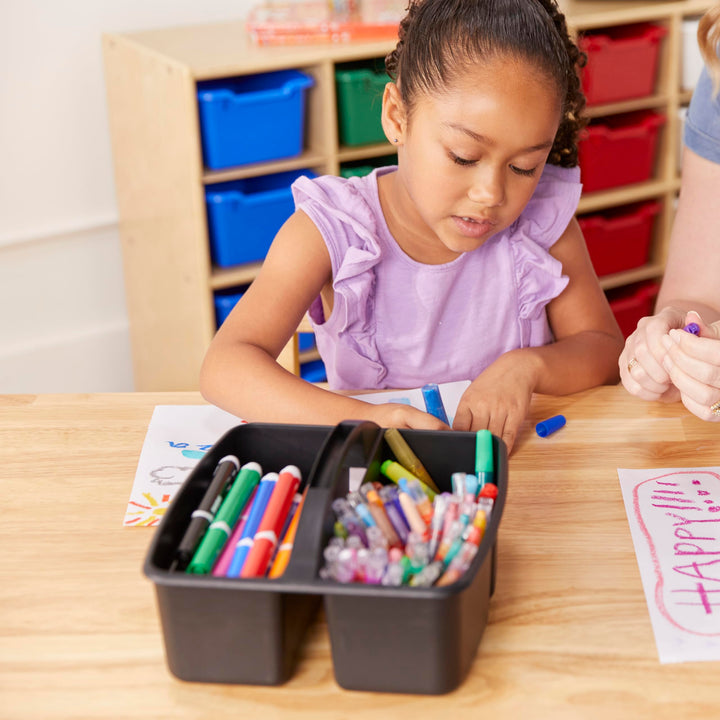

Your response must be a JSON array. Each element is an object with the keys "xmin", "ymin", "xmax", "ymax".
[
  {"xmin": 298, "ymin": 332, "xmax": 316, "ymax": 352},
  {"xmin": 300, "ymin": 358, "xmax": 327, "ymax": 383},
  {"xmin": 580, "ymin": 23, "xmax": 667, "ymax": 106},
  {"xmin": 578, "ymin": 200, "xmax": 660, "ymax": 277},
  {"xmin": 214, "ymin": 287, "xmax": 247, "ymax": 327},
  {"xmin": 339, "ymin": 153, "xmax": 397, "ymax": 178},
  {"xmin": 335, "ymin": 61, "xmax": 389, "ymax": 145},
  {"xmin": 144, "ymin": 420, "xmax": 508, "ymax": 694},
  {"xmin": 206, "ymin": 169, "xmax": 316, "ymax": 267},
  {"xmin": 606, "ymin": 281, "xmax": 660, "ymax": 337},
  {"xmin": 579, "ymin": 111, "xmax": 665, "ymax": 193},
  {"xmin": 197, "ymin": 69, "xmax": 314, "ymax": 169},
  {"xmin": 682, "ymin": 17, "xmax": 703, "ymax": 91}
]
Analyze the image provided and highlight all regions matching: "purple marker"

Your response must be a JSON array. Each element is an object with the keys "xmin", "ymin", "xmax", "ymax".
[{"xmin": 683, "ymin": 322, "xmax": 700, "ymax": 335}]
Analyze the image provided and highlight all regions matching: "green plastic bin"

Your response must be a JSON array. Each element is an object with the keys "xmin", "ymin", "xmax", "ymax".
[{"xmin": 335, "ymin": 64, "xmax": 389, "ymax": 146}]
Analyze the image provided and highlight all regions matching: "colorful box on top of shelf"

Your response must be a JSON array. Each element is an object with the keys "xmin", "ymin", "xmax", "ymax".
[
  {"xmin": 579, "ymin": 110, "xmax": 665, "ymax": 193},
  {"xmin": 580, "ymin": 23, "xmax": 667, "ymax": 106},
  {"xmin": 197, "ymin": 69, "xmax": 314, "ymax": 169},
  {"xmin": 578, "ymin": 200, "xmax": 660, "ymax": 277},
  {"xmin": 206, "ymin": 169, "xmax": 317, "ymax": 268}
]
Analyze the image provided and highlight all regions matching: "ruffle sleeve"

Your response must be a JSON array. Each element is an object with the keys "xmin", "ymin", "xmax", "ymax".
[
  {"xmin": 291, "ymin": 173, "xmax": 388, "ymax": 387},
  {"xmin": 510, "ymin": 164, "xmax": 581, "ymax": 328}
]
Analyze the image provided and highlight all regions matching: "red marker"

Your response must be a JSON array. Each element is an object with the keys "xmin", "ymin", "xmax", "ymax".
[{"xmin": 240, "ymin": 465, "xmax": 302, "ymax": 578}]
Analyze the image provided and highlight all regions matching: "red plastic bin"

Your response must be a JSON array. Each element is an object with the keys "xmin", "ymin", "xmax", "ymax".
[
  {"xmin": 580, "ymin": 23, "xmax": 667, "ymax": 106},
  {"xmin": 578, "ymin": 200, "xmax": 660, "ymax": 277},
  {"xmin": 606, "ymin": 281, "xmax": 660, "ymax": 337},
  {"xmin": 579, "ymin": 111, "xmax": 665, "ymax": 193}
]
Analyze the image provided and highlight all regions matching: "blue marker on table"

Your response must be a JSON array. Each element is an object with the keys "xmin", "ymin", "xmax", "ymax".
[
  {"xmin": 226, "ymin": 472, "xmax": 278, "ymax": 577},
  {"xmin": 421, "ymin": 383, "xmax": 449, "ymax": 424},
  {"xmin": 536, "ymin": 414, "xmax": 566, "ymax": 437}
]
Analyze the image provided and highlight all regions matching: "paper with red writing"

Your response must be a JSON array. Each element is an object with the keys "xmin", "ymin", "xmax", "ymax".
[{"xmin": 618, "ymin": 467, "xmax": 720, "ymax": 663}]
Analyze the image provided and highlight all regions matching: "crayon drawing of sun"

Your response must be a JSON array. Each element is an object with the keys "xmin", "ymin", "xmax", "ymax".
[{"xmin": 125, "ymin": 491, "xmax": 172, "ymax": 526}]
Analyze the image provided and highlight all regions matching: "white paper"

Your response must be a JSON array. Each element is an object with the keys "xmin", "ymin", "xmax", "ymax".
[
  {"xmin": 617, "ymin": 467, "xmax": 720, "ymax": 663},
  {"xmin": 352, "ymin": 379, "xmax": 470, "ymax": 425},
  {"xmin": 124, "ymin": 380, "xmax": 471, "ymax": 526},
  {"xmin": 124, "ymin": 405, "xmax": 243, "ymax": 526}
]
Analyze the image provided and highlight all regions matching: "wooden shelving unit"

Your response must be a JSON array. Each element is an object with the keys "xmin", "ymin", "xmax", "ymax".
[{"xmin": 103, "ymin": 0, "xmax": 713, "ymax": 390}]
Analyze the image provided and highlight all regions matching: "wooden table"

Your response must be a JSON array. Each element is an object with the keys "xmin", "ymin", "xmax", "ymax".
[{"xmin": 2, "ymin": 387, "xmax": 719, "ymax": 719}]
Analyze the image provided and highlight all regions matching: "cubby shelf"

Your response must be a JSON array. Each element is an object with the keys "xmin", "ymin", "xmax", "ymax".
[{"xmin": 103, "ymin": 0, "xmax": 713, "ymax": 390}]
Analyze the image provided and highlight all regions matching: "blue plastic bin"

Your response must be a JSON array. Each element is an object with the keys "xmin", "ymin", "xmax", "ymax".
[
  {"xmin": 298, "ymin": 332, "xmax": 316, "ymax": 352},
  {"xmin": 206, "ymin": 169, "xmax": 316, "ymax": 267},
  {"xmin": 300, "ymin": 358, "xmax": 327, "ymax": 383},
  {"xmin": 197, "ymin": 70, "xmax": 314, "ymax": 169},
  {"xmin": 214, "ymin": 288, "xmax": 247, "ymax": 327}
]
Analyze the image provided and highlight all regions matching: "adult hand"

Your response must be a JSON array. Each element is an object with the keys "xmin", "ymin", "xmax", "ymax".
[
  {"xmin": 659, "ymin": 312, "xmax": 720, "ymax": 422},
  {"xmin": 619, "ymin": 306, "xmax": 686, "ymax": 403}
]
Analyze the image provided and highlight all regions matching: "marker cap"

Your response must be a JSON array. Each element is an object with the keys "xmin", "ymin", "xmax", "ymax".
[{"xmin": 535, "ymin": 414, "xmax": 566, "ymax": 438}]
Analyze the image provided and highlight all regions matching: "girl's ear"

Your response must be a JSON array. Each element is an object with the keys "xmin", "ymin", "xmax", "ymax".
[{"xmin": 381, "ymin": 82, "xmax": 407, "ymax": 146}]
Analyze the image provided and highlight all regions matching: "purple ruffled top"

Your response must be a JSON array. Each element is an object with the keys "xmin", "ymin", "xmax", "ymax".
[{"xmin": 292, "ymin": 163, "xmax": 581, "ymax": 390}]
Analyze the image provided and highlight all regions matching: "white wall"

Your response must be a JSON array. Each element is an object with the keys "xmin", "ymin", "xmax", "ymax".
[{"xmin": 0, "ymin": 0, "xmax": 262, "ymax": 392}]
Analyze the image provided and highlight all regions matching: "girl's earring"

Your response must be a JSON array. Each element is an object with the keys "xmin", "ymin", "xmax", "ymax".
[{"xmin": 393, "ymin": 138, "xmax": 399, "ymax": 143}]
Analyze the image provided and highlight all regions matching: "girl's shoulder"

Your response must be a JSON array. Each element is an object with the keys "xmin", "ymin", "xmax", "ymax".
[
  {"xmin": 291, "ymin": 167, "xmax": 394, "ymax": 220},
  {"xmin": 291, "ymin": 167, "xmax": 396, "ymax": 275},
  {"xmin": 517, "ymin": 164, "xmax": 582, "ymax": 250}
]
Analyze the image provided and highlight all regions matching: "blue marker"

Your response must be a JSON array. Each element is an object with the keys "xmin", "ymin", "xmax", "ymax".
[
  {"xmin": 226, "ymin": 472, "xmax": 277, "ymax": 577},
  {"xmin": 536, "ymin": 414, "xmax": 566, "ymax": 438},
  {"xmin": 683, "ymin": 322, "xmax": 700, "ymax": 335},
  {"xmin": 421, "ymin": 383, "xmax": 449, "ymax": 424}
]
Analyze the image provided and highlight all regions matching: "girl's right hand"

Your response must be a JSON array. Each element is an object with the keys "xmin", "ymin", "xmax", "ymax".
[
  {"xmin": 619, "ymin": 306, "xmax": 686, "ymax": 402},
  {"xmin": 367, "ymin": 401, "xmax": 450, "ymax": 431}
]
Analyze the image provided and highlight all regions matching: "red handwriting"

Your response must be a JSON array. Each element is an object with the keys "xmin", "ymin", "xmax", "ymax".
[{"xmin": 633, "ymin": 470, "xmax": 720, "ymax": 636}]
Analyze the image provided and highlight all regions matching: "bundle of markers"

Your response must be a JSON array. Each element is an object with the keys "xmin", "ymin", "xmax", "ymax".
[
  {"xmin": 320, "ymin": 428, "xmax": 497, "ymax": 588},
  {"xmin": 172, "ymin": 456, "xmax": 306, "ymax": 579}
]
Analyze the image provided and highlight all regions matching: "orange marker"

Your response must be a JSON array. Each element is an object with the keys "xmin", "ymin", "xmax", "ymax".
[{"xmin": 268, "ymin": 487, "xmax": 307, "ymax": 578}]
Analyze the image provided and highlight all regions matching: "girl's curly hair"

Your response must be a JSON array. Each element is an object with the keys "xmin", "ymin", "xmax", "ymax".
[{"xmin": 385, "ymin": 0, "xmax": 588, "ymax": 167}]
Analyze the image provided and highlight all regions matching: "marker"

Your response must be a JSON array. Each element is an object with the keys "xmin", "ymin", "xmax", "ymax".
[
  {"xmin": 212, "ymin": 486, "xmax": 257, "ymax": 577},
  {"xmin": 535, "ymin": 414, "xmax": 566, "ymax": 438},
  {"xmin": 172, "ymin": 454, "xmax": 239, "ymax": 571},
  {"xmin": 383, "ymin": 428, "xmax": 440, "ymax": 494},
  {"xmin": 474, "ymin": 429, "xmax": 495, "ymax": 489},
  {"xmin": 241, "ymin": 465, "xmax": 302, "ymax": 578},
  {"xmin": 226, "ymin": 472, "xmax": 278, "ymax": 577},
  {"xmin": 186, "ymin": 461, "xmax": 262, "ymax": 574},
  {"xmin": 269, "ymin": 488, "xmax": 307, "ymax": 578},
  {"xmin": 684, "ymin": 322, "xmax": 700, "ymax": 335},
  {"xmin": 421, "ymin": 383, "xmax": 449, "ymax": 424},
  {"xmin": 381, "ymin": 459, "xmax": 437, "ymax": 500}
]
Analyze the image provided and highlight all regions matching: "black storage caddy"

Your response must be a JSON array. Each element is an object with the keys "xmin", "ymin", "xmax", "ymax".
[{"xmin": 144, "ymin": 420, "xmax": 508, "ymax": 694}]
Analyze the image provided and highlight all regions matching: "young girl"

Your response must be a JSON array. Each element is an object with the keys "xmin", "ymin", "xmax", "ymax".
[{"xmin": 200, "ymin": 0, "xmax": 624, "ymax": 452}]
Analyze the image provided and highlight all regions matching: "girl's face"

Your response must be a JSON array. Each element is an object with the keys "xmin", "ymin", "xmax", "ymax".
[{"xmin": 385, "ymin": 55, "xmax": 563, "ymax": 264}]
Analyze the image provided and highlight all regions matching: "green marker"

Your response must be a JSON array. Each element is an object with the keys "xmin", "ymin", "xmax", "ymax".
[
  {"xmin": 380, "ymin": 459, "xmax": 437, "ymax": 500},
  {"xmin": 186, "ymin": 461, "xmax": 262, "ymax": 574},
  {"xmin": 474, "ymin": 429, "xmax": 494, "ymax": 492}
]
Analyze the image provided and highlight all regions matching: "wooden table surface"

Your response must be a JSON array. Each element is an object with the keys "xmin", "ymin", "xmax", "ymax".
[{"xmin": 2, "ymin": 387, "xmax": 719, "ymax": 719}]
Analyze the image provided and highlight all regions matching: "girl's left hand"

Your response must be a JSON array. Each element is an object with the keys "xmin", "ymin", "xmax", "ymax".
[
  {"xmin": 660, "ymin": 312, "xmax": 720, "ymax": 422},
  {"xmin": 452, "ymin": 353, "xmax": 536, "ymax": 454}
]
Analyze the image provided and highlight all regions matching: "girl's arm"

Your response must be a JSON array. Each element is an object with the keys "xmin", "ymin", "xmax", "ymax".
[
  {"xmin": 524, "ymin": 215, "xmax": 625, "ymax": 393},
  {"xmin": 453, "ymin": 217, "xmax": 624, "ymax": 450},
  {"xmin": 199, "ymin": 209, "xmax": 447, "ymax": 430}
]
